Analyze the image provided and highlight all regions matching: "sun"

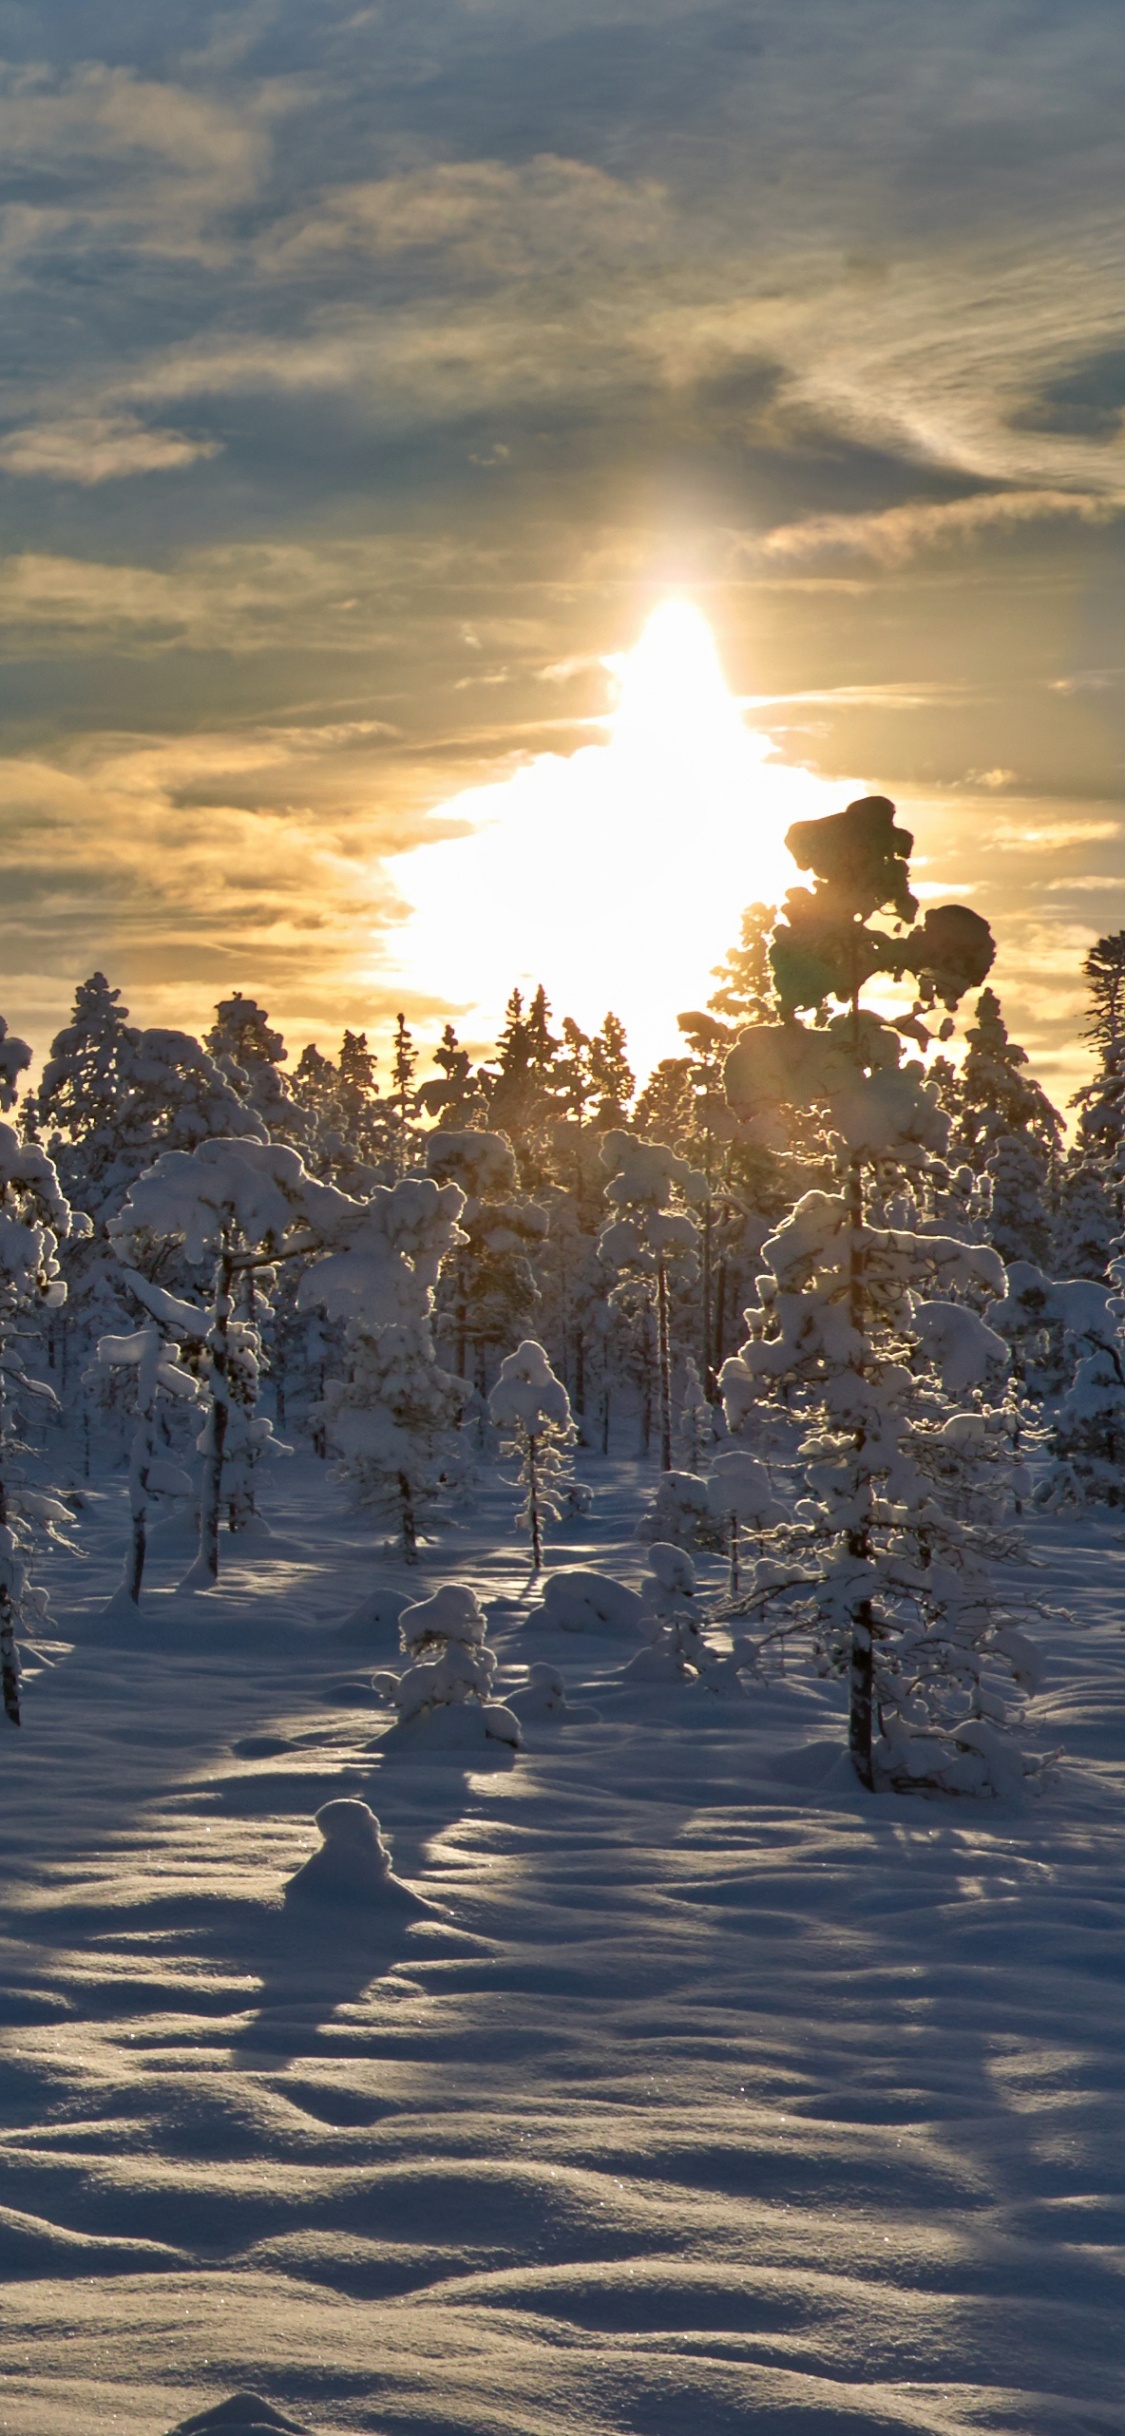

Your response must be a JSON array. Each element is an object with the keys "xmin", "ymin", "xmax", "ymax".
[{"xmin": 382, "ymin": 598, "xmax": 845, "ymax": 1076}]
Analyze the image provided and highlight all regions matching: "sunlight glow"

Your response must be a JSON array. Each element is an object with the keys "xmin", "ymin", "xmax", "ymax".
[{"xmin": 383, "ymin": 599, "xmax": 848, "ymax": 1076}]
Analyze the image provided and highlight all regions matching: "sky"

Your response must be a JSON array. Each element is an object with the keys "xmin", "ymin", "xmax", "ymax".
[{"xmin": 1, "ymin": 0, "xmax": 1124, "ymax": 1105}]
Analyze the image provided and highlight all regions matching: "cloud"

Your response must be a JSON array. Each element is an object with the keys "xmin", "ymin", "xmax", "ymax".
[
  {"xmin": 0, "ymin": 415, "xmax": 222, "ymax": 484},
  {"xmin": 260, "ymin": 154, "xmax": 667, "ymax": 277},
  {"xmin": 758, "ymin": 490, "xmax": 1117, "ymax": 567},
  {"xmin": 0, "ymin": 58, "xmax": 277, "ymax": 263},
  {"xmin": 986, "ymin": 819, "xmax": 1122, "ymax": 853}
]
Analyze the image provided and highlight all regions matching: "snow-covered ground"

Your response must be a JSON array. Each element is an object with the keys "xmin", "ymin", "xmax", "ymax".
[{"xmin": 2, "ymin": 1459, "xmax": 1123, "ymax": 2436}]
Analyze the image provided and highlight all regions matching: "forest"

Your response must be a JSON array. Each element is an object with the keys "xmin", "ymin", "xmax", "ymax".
[{"xmin": 4, "ymin": 791, "xmax": 1124, "ymax": 1794}]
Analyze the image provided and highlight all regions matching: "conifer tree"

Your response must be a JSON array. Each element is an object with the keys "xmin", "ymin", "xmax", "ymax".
[
  {"xmin": 951, "ymin": 987, "xmax": 1062, "ymax": 1267},
  {"xmin": 111, "ymin": 1140, "xmax": 356, "ymax": 1585},
  {"xmin": 0, "ymin": 1092, "xmax": 89, "ymax": 1721},
  {"xmin": 299, "ymin": 1175, "xmax": 468, "ymax": 1561},
  {"xmin": 489, "ymin": 1338, "xmax": 576, "ymax": 1572},
  {"xmin": 391, "ymin": 1013, "xmax": 418, "ymax": 1178},
  {"xmin": 425, "ymin": 1131, "xmax": 546, "ymax": 1397},
  {"xmin": 206, "ymin": 992, "xmax": 309, "ymax": 1145},
  {"xmin": 721, "ymin": 796, "xmax": 1041, "ymax": 1794},
  {"xmin": 598, "ymin": 1134, "xmax": 705, "ymax": 1470}
]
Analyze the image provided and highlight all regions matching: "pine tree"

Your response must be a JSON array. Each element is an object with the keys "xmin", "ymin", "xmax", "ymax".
[
  {"xmin": 425, "ymin": 1131, "xmax": 546, "ymax": 1398},
  {"xmin": 489, "ymin": 1339, "xmax": 576, "ymax": 1572},
  {"xmin": 721, "ymin": 796, "xmax": 1044, "ymax": 1795},
  {"xmin": 0, "ymin": 1097, "xmax": 89, "ymax": 1720},
  {"xmin": 112, "ymin": 1139, "xmax": 356, "ymax": 1586},
  {"xmin": 206, "ymin": 992, "xmax": 308, "ymax": 1143},
  {"xmin": 391, "ymin": 1013, "xmax": 418, "ymax": 1178},
  {"xmin": 708, "ymin": 901, "xmax": 777, "ymax": 1029},
  {"xmin": 951, "ymin": 987, "xmax": 1062, "ymax": 1267},
  {"xmin": 300, "ymin": 1175, "xmax": 469, "ymax": 1561},
  {"xmin": 415, "ymin": 1024, "xmax": 488, "ymax": 1128},
  {"xmin": 1071, "ymin": 932, "xmax": 1125, "ymax": 1203},
  {"xmin": 598, "ymin": 1134, "xmax": 704, "ymax": 1470}
]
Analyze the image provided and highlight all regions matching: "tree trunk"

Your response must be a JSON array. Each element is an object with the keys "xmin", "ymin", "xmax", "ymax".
[
  {"xmin": 657, "ymin": 1257, "xmax": 673, "ymax": 1472},
  {"xmin": 0, "ymin": 1472, "xmax": 19, "ymax": 1726},
  {"xmin": 398, "ymin": 1469, "xmax": 418, "ymax": 1564},
  {"xmin": 729, "ymin": 1512, "xmax": 740, "ymax": 1597},
  {"xmin": 128, "ymin": 1507, "xmax": 147, "ymax": 1606},
  {"xmin": 0, "ymin": 1585, "xmax": 19, "ymax": 1727},
  {"xmin": 528, "ymin": 1432, "xmax": 542, "ymax": 1573},
  {"xmin": 845, "ymin": 1150, "xmax": 874, "ymax": 1788},
  {"xmin": 713, "ymin": 1254, "xmax": 727, "ymax": 1383},
  {"xmin": 190, "ymin": 1242, "xmax": 234, "ymax": 1588},
  {"xmin": 701, "ymin": 1196, "xmax": 713, "ymax": 1393}
]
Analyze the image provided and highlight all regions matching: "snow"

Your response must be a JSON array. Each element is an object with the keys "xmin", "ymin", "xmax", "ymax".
[{"xmin": 1, "ymin": 1455, "xmax": 1124, "ymax": 2435}]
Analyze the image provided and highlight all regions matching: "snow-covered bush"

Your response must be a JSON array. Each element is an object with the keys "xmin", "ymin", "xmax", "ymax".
[
  {"xmin": 300, "ymin": 1175, "xmax": 469, "ymax": 1561},
  {"xmin": 624, "ymin": 1542, "xmax": 744, "ymax": 1690},
  {"xmin": 507, "ymin": 1661, "xmax": 571, "ymax": 1721},
  {"xmin": 489, "ymin": 1337, "xmax": 577, "ymax": 1571},
  {"xmin": 634, "ymin": 1467, "xmax": 718, "ymax": 1553},
  {"xmin": 379, "ymin": 1583, "xmax": 520, "ymax": 1755}
]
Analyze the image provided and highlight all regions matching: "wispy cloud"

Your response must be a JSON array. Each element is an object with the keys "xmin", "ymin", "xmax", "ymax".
[
  {"xmin": 0, "ymin": 415, "xmax": 221, "ymax": 484},
  {"xmin": 759, "ymin": 489, "xmax": 1116, "ymax": 567}
]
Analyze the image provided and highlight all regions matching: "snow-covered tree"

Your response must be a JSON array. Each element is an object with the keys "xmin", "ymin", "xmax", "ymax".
[
  {"xmin": 0, "ymin": 1107, "xmax": 89, "ymax": 1721},
  {"xmin": 205, "ymin": 993, "xmax": 309, "ymax": 1147},
  {"xmin": 1053, "ymin": 1156, "xmax": 1117, "ymax": 1284},
  {"xmin": 598, "ymin": 1133, "xmax": 704, "ymax": 1469},
  {"xmin": 706, "ymin": 1448, "xmax": 786, "ymax": 1594},
  {"xmin": 378, "ymin": 1583, "xmax": 520, "ymax": 1755},
  {"xmin": 489, "ymin": 1338, "xmax": 576, "ymax": 1572},
  {"xmin": 677, "ymin": 1355, "xmax": 713, "ymax": 1472},
  {"xmin": 299, "ymin": 1175, "xmax": 468, "ymax": 1561},
  {"xmin": 949, "ymin": 988, "xmax": 1062, "ymax": 1267},
  {"xmin": 720, "ymin": 794, "xmax": 1047, "ymax": 1796},
  {"xmin": 634, "ymin": 1467, "xmax": 717, "ymax": 1553},
  {"xmin": 426, "ymin": 1131, "xmax": 547, "ymax": 1396},
  {"xmin": 94, "ymin": 1271, "xmax": 204, "ymax": 1607},
  {"xmin": 111, "ymin": 1139, "xmax": 354, "ymax": 1586}
]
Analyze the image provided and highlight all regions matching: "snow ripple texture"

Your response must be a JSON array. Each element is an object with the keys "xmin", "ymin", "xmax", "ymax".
[{"xmin": 0, "ymin": 1458, "xmax": 1122, "ymax": 2435}]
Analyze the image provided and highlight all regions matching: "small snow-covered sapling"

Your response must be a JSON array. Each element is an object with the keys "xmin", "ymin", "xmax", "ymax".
[
  {"xmin": 380, "ymin": 1583, "xmax": 521, "ymax": 1750},
  {"xmin": 707, "ymin": 1449, "xmax": 787, "ymax": 1594},
  {"xmin": 489, "ymin": 1338, "xmax": 577, "ymax": 1572}
]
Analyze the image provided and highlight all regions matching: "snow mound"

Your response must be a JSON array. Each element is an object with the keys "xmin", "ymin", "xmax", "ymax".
[
  {"xmin": 508, "ymin": 1662, "xmax": 570, "ymax": 1720},
  {"xmin": 525, "ymin": 1567, "xmax": 644, "ymax": 1636},
  {"xmin": 168, "ymin": 2399, "xmax": 311, "ymax": 2436},
  {"xmin": 284, "ymin": 1800, "xmax": 424, "ymax": 1908},
  {"xmin": 333, "ymin": 1585, "xmax": 412, "ymax": 1648}
]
